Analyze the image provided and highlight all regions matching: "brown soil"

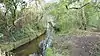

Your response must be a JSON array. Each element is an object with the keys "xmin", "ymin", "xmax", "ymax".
[{"xmin": 53, "ymin": 33, "xmax": 100, "ymax": 56}]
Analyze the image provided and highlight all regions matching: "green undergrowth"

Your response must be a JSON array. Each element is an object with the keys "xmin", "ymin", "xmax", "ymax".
[
  {"xmin": 46, "ymin": 48, "xmax": 54, "ymax": 56},
  {"xmin": 0, "ymin": 31, "xmax": 42, "ymax": 52}
]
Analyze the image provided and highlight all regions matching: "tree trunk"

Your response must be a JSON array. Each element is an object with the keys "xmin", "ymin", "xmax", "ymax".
[{"xmin": 80, "ymin": 7, "xmax": 87, "ymax": 30}]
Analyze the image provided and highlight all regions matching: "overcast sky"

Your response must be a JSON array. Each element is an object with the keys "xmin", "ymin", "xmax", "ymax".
[
  {"xmin": 44, "ymin": 0, "xmax": 57, "ymax": 3},
  {"xmin": 23, "ymin": 0, "xmax": 58, "ymax": 3},
  {"xmin": 0, "ymin": 0, "xmax": 59, "ymax": 12}
]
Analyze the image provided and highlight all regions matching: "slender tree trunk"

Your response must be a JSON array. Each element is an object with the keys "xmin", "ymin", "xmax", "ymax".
[{"xmin": 79, "ymin": 7, "xmax": 87, "ymax": 30}]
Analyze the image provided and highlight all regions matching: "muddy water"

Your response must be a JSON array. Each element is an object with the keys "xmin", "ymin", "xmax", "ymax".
[{"xmin": 10, "ymin": 31, "xmax": 46, "ymax": 56}]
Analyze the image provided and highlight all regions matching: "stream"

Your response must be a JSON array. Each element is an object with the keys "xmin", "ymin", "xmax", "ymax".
[
  {"xmin": 9, "ymin": 31, "xmax": 46, "ymax": 56},
  {"xmin": 8, "ymin": 16, "xmax": 55, "ymax": 56}
]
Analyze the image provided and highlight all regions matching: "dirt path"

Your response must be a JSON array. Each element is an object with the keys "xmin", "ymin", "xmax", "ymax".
[
  {"xmin": 71, "ymin": 36, "xmax": 100, "ymax": 56},
  {"xmin": 53, "ymin": 33, "xmax": 100, "ymax": 56}
]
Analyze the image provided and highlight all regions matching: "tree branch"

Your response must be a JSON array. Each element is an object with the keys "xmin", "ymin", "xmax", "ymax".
[
  {"xmin": 95, "ymin": 6, "xmax": 100, "ymax": 9},
  {"xmin": 66, "ymin": 2, "xmax": 90, "ymax": 9}
]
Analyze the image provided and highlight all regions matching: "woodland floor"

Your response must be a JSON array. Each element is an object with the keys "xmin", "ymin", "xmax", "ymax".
[{"xmin": 53, "ymin": 31, "xmax": 100, "ymax": 56}]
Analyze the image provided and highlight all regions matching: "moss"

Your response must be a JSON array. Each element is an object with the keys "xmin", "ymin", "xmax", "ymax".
[{"xmin": 46, "ymin": 48, "xmax": 54, "ymax": 56}]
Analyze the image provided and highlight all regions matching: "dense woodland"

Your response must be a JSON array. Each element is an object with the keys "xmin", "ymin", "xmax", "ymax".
[{"xmin": 0, "ymin": 0, "xmax": 100, "ymax": 56}]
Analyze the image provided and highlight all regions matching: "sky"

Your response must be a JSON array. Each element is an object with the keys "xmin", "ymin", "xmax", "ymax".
[
  {"xmin": 23, "ymin": 0, "xmax": 58, "ymax": 3},
  {"xmin": 0, "ymin": 0, "xmax": 59, "ymax": 11},
  {"xmin": 44, "ymin": 0, "xmax": 57, "ymax": 3}
]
